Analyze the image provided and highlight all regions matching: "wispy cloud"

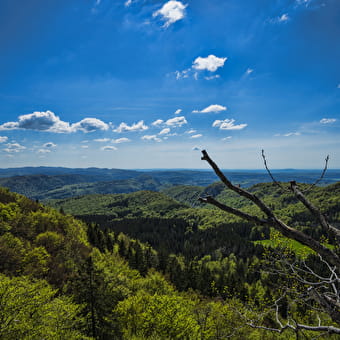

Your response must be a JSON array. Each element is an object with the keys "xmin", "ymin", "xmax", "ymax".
[
  {"xmin": 37, "ymin": 149, "xmax": 51, "ymax": 154},
  {"xmin": 112, "ymin": 137, "xmax": 131, "ymax": 143},
  {"xmin": 222, "ymin": 136, "xmax": 232, "ymax": 141},
  {"xmin": 114, "ymin": 120, "xmax": 148, "ymax": 133},
  {"xmin": 186, "ymin": 129, "xmax": 196, "ymax": 134},
  {"xmin": 190, "ymin": 134, "xmax": 202, "ymax": 139},
  {"xmin": 0, "ymin": 136, "xmax": 8, "ymax": 143},
  {"xmin": 153, "ymin": 1, "xmax": 187, "ymax": 28},
  {"xmin": 193, "ymin": 104, "xmax": 227, "ymax": 114},
  {"xmin": 204, "ymin": 75, "xmax": 220, "ymax": 80},
  {"xmin": 245, "ymin": 68, "xmax": 253, "ymax": 75},
  {"xmin": 3, "ymin": 143, "xmax": 26, "ymax": 153},
  {"xmin": 174, "ymin": 109, "xmax": 182, "ymax": 115},
  {"xmin": 101, "ymin": 145, "xmax": 117, "ymax": 151},
  {"xmin": 212, "ymin": 119, "xmax": 247, "ymax": 130},
  {"xmin": 94, "ymin": 138, "xmax": 111, "ymax": 142},
  {"xmin": 320, "ymin": 118, "xmax": 337, "ymax": 124}
]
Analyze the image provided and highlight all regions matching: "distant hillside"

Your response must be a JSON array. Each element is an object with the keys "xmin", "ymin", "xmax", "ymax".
[{"xmin": 1, "ymin": 166, "xmax": 339, "ymax": 200}]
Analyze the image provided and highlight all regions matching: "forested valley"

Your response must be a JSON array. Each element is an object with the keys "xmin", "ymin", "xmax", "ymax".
[{"xmin": 1, "ymin": 172, "xmax": 340, "ymax": 339}]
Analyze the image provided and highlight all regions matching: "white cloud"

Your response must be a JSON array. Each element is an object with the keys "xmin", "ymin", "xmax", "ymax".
[
  {"xmin": 165, "ymin": 116, "xmax": 187, "ymax": 127},
  {"xmin": 112, "ymin": 137, "xmax": 131, "ymax": 143},
  {"xmin": 141, "ymin": 135, "xmax": 162, "ymax": 142},
  {"xmin": 3, "ymin": 143, "xmax": 26, "ymax": 153},
  {"xmin": 0, "ymin": 136, "xmax": 8, "ymax": 143},
  {"xmin": 0, "ymin": 111, "xmax": 72, "ymax": 133},
  {"xmin": 222, "ymin": 136, "xmax": 232, "ymax": 141},
  {"xmin": 193, "ymin": 55, "xmax": 227, "ymax": 72},
  {"xmin": 43, "ymin": 142, "xmax": 57, "ymax": 148},
  {"xmin": 159, "ymin": 128, "xmax": 171, "ymax": 135},
  {"xmin": 283, "ymin": 132, "xmax": 301, "ymax": 137},
  {"xmin": 94, "ymin": 138, "xmax": 111, "ymax": 142},
  {"xmin": 174, "ymin": 109, "xmax": 182, "ymax": 115},
  {"xmin": 212, "ymin": 119, "xmax": 247, "ymax": 130},
  {"xmin": 72, "ymin": 118, "xmax": 109, "ymax": 133},
  {"xmin": 125, "ymin": 0, "xmax": 132, "ymax": 6},
  {"xmin": 245, "ymin": 68, "xmax": 253, "ymax": 75},
  {"xmin": 320, "ymin": 118, "xmax": 337, "ymax": 124},
  {"xmin": 277, "ymin": 13, "xmax": 289, "ymax": 22},
  {"xmin": 152, "ymin": 119, "xmax": 164, "ymax": 126},
  {"xmin": 0, "ymin": 111, "xmax": 109, "ymax": 134},
  {"xmin": 205, "ymin": 75, "xmax": 220, "ymax": 80},
  {"xmin": 186, "ymin": 129, "xmax": 196, "ymax": 134},
  {"xmin": 81, "ymin": 145, "xmax": 89, "ymax": 149},
  {"xmin": 193, "ymin": 104, "xmax": 227, "ymax": 114},
  {"xmin": 337, "ymin": 84, "xmax": 340, "ymax": 89},
  {"xmin": 114, "ymin": 120, "xmax": 148, "ymax": 133},
  {"xmin": 190, "ymin": 134, "xmax": 202, "ymax": 139},
  {"xmin": 37, "ymin": 149, "xmax": 51, "ymax": 154},
  {"xmin": 101, "ymin": 145, "xmax": 117, "ymax": 151},
  {"xmin": 153, "ymin": 1, "xmax": 187, "ymax": 28}
]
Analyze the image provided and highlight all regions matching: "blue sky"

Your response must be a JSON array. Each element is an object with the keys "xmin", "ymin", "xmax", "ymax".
[{"xmin": 0, "ymin": 0, "xmax": 339, "ymax": 169}]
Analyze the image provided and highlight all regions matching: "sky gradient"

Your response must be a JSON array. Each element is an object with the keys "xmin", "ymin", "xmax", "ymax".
[{"xmin": 0, "ymin": 0, "xmax": 339, "ymax": 169}]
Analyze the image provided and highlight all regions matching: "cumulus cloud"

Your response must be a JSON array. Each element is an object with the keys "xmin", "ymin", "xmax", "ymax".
[
  {"xmin": 190, "ymin": 134, "xmax": 202, "ymax": 139},
  {"xmin": 112, "ymin": 138, "xmax": 131, "ymax": 143},
  {"xmin": 0, "ymin": 111, "xmax": 72, "ymax": 133},
  {"xmin": 165, "ymin": 116, "xmax": 187, "ymax": 127},
  {"xmin": 3, "ymin": 143, "xmax": 26, "ymax": 153},
  {"xmin": 174, "ymin": 109, "xmax": 182, "ymax": 115},
  {"xmin": 114, "ymin": 120, "xmax": 148, "ymax": 133},
  {"xmin": 43, "ymin": 142, "xmax": 57, "ymax": 148},
  {"xmin": 193, "ymin": 55, "xmax": 227, "ymax": 72},
  {"xmin": 141, "ymin": 135, "xmax": 162, "ymax": 142},
  {"xmin": 212, "ymin": 119, "xmax": 247, "ymax": 130},
  {"xmin": 72, "ymin": 118, "xmax": 109, "ymax": 133},
  {"xmin": 193, "ymin": 104, "xmax": 227, "ymax": 114},
  {"xmin": 101, "ymin": 145, "xmax": 117, "ymax": 151},
  {"xmin": 159, "ymin": 128, "xmax": 171, "ymax": 135},
  {"xmin": 0, "ymin": 111, "xmax": 109, "ymax": 134},
  {"xmin": 153, "ymin": 1, "xmax": 187, "ymax": 28},
  {"xmin": 0, "ymin": 136, "xmax": 8, "ymax": 143},
  {"xmin": 320, "ymin": 118, "xmax": 337, "ymax": 124},
  {"xmin": 152, "ymin": 119, "xmax": 164, "ymax": 126}
]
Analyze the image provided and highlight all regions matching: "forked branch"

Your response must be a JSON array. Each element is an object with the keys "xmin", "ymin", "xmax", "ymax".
[{"xmin": 199, "ymin": 150, "xmax": 340, "ymax": 269}]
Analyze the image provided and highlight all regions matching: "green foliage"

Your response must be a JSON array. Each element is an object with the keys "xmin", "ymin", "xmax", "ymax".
[{"xmin": 0, "ymin": 274, "xmax": 89, "ymax": 339}]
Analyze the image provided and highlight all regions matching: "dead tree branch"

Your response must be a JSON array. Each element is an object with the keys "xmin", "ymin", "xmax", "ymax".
[{"xmin": 200, "ymin": 149, "xmax": 340, "ymax": 269}]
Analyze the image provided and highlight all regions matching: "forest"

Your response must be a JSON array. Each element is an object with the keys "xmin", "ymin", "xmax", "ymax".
[{"xmin": 0, "ymin": 162, "xmax": 340, "ymax": 339}]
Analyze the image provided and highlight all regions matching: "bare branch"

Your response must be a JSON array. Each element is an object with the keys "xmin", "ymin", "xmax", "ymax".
[
  {"xmin": 290, "ymin": 181, "xmax": 340, "ymax": 242},
  {"xmin": 200, "ymin": 149, "xmax": 340, "ymax": 269},
  {"xmin": 262, "ymin": 150, "xmax": 288, "ymax": 192},
  {"xmin": 198, "ymin": 196, "xmax": 268, "ymax": 225}
]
